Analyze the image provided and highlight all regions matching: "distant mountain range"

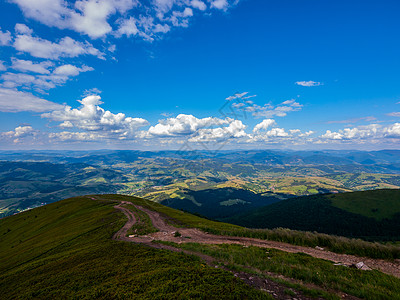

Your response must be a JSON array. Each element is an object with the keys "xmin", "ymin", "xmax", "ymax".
[
  {"xmin": 1, "ymin": 149, "xmax": 400, "ymax": 168},
  {"xmin": 1, "ymin": 150, "xmax": 400, "ymax": 219}
]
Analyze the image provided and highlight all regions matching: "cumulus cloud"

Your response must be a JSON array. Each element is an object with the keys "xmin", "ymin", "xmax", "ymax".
[
  {"xmin": 321, "ymin": 124, "xmax": 381, "ymax": 141},
  {"xmin": 53, "ymin": 64, "xmax": 94, "ymax": 76},
  {"xmin": 148, "ymin": 114, "xmax": 230, "ymax": 137},
  {"xmin": 189, "ymin": 119, "xmax": 247, "ymax": 142},
  {"xmin": 0, "ymin": 28, "xmax": 12, "ymax": 46},
  {"xmin": 250, "ymin": 125, "xmax": 315, "ymax": 145},
  {"xmin": 191, "ymin": 0, "xmax": 207, "ymax": 10},
  {"xmin": 210, "ymin": 0, "xmax": 229, "ymax": 10},
  {"xmin": 13, "ymin": 26, "xmax": 104, "ymax": 60},
  {"xmin": 383, "ymin": 123, "xmax": 400, "ymax": 138},
  {"xmin": 10, "ymin": 0, "xmax": 238, "ymax": 41},
  {"xmin": 4, "ymin": 125, "xmax": 35, "ymax": 138},
  {"xmin": 11, "ymin": 58, "xmax": 53, "ymax": 74},
  {"xmin": 2, "ymin": 62, "xmax": 94, "ymax": 92},
  {"xmin": 10, "ymin": 0, "xmax": 137, "ymax": 39},
  {"xmin": 0, "ymin": 87, "xmax": 63, "ymax": 112},
  {"xmin": 253, "ymin": 119, "xmax": 276, "ymax": 132},
  {"xmin": 1, "ymin": 125, "xmax": 37, "ymax": 144},
  {"xmin": 116, "ymin": 17, "xmax": 138, "ymax": 37},
  {"xmin": 319, "ymin": 123, "xmax": 400, "ymax": 143},
  {"xmin": 14, "ymin": 23, "xmax": 33, "ymax": 35},
  {"xmin": 295, "ymin": 81, "xmax": 323, "ymax": 87},
  {"xmin": 244, "ymin": 99, "xmax": 303, "ymax": 118},
  {"xmin": 42, "ymin": 95, "xmax": 149, "ymax": 140}
]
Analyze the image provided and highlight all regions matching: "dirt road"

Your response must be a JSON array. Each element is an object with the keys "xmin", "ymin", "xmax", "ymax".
[{"xmin": 113, "ymin": 201, "xmax": 400, "ymax": 279}]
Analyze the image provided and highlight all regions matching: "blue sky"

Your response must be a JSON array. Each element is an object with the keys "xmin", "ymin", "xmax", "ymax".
[{"xmin": 0, "ymin": 0, "xmax": 399, "ymax": 150}]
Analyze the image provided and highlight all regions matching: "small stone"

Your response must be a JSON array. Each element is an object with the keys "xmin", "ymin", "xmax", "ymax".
[{"xmin": 355, "ymin": 262, "xmax": 371, "ymax": 270}]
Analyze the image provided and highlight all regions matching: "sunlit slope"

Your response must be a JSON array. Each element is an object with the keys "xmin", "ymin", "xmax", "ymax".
[
  {"xmin": 0, "ymin": 196, "xmax": 265, "ymax": 299},
  {"xmin": 225, "ymin": 189, "xmax": 400, "ymax": 241}
]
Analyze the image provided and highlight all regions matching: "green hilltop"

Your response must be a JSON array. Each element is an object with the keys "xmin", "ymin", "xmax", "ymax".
[{"xmin": 0, "ymin": 196, "xmax": 266, "ymax": 299}]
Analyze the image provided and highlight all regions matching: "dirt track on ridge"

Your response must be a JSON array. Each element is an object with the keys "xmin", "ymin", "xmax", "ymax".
[{"xmin": 112, "ymin": 201, "xmax": 400, "ymax": 279}]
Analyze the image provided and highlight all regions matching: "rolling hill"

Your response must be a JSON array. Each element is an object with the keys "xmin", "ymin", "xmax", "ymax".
[
  {"xmin": 0, "ymin": 195, "xmax": 266, "ymax": 299},
  {"xmin": 225, "ymin": 189, "xmax": 400, "ymax": 241},
  {"xmin": 1, "ymin": 194, "xmax": 400, "ymax": 299}
]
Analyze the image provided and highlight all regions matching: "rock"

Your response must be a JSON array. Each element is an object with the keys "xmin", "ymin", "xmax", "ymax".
[
  {"xmin": 355, "ymin": 262, "xmax": 372, "ymax": 270},
  {"xmin": 315, "ymin": 246, "xmax": 324, "ymax": 251}
]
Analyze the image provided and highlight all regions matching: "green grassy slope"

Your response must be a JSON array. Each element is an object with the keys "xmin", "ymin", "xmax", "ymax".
[
  {"xmin": 329, "ymin": 189, "xmax": 400, "ymax": 220},
  {"xmin": 0, "ymin": 196, "xmax": 268, "ymax": 299},
  {"xmin": 96, "ymin": 194, "xmax": 400, "ymax": 260},
  {"xmin": 225, "ymin": 189, "xmax": 400, "ymax": 241}
]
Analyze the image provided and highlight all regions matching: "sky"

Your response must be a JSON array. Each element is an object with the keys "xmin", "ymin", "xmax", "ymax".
[{"xmin": 0, "ymin": 0, "xmax": 399, "ymax": 150}]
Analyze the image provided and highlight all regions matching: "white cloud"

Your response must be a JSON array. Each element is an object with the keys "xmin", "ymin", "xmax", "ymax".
[
  {"xmin": 226, "ymin": 92, "xmax": 250, "ymax": 101},
  {"xmin": 4, "ymin": 125, "xmax": 35, "ymax": 137},
  {"xmin": 387, "ymin": 112, "xmax": 400, "ymax": 117},
  {"xmin": 11, "ymin": 58, "xmax": 53, "ymax": 74},
  {"xmin": 0, "ymin": 61, "xmax": 6, "ymax": 71},
  {"xmin": 11, "ymin": 0, "xmax": 137, "ymax": 39},
  {"xmin": 116, "ymin": 17, "xmax": 138, "ymax": 37},
  {"xmin": 169, "ymin": 8, "xmax": 193, "ymax": 27},
  {"xmin": 321, "ymin": 130, "xmax": 343, "ymax": 140},
  {"xmin": 299, "ymin": 130, "xmax": 314, "ymax": 137},
  {"xmin": 253, "ymin": 119, "xmax": 276, "ymax": 132},
  {"xmin": 1, "ymin": 125, "xmax": 37, "ymax": 144},
  {"xmin": 15, "ymin": 23, "xmax": 33, "ymax": 35},
  {"xmin": 0, "ymin": 87, "xmax": 63, "ymax": 112},
  {"xmin": 2, "ymin": 62, "xmax": 93, "ymax": 92},
  {"xmin": 11, "ymin": 0, "xmax": 238, "ymax": 41},
  {"xmin": 263, "ymin": 127, "xmax": 289, "ymax": 137},
  {"xmin": 148, "ymin": 114, "xmax": 230, "ymax": 136},
  {"xmin": 14, "ymin": 27, "xmax": 104, "ymax": 60},
  {"xmin": 318, "ymin": 122, "xmax": 400, "ymax": 145},
  {"xmin": 72, "ymin": 0, "xmax": 124, "ymax": 38},
  {"xmin": 42, "ymin": 95, "xmax": 149, "ymax": 140},
  {"xmin": 191, "ymin": 0, "xmax": 207, "ymax": 10},
  {"xmin": 154, "ymin": 23, "xmax": 171, "ymax": 33},
  {"xmin": 383, "ymin": 123, "xmax": 400, "ymax": 138},
  {"xmin": 295, "ymin": 81, "xmax": 322, "ymax": 87},
  {"xmin": 246, "ymin": 99, "xmax": 303, "ymax": 118},
  {"xmin": 10, "ymin": 0, "xmax": 71, "ymax": 29},
  {"xmin": 210, "ymin": 0, "xmax": 229, "ymax": 10},
  {"xmin": 83, "ymin": 87, "xmax": 102, "ymax": 96},
  {"xmin": 53, "ymin": 64, "xmax": 94, "ymax": 76},
  {"xmin": 189, "ymin": 119, "xmax": 247, "ymax": 142},
  {"xmin": 0, "ymin": 28, "xmax": 12, "ymax": 46}
]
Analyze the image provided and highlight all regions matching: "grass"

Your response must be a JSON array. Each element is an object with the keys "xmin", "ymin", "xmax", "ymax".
[
  {"xmin": 0, "ymin": 196, "xmax": 270, "ymax": 299},
  {"xmin": 123, "ymin": 204, "xmax": 158, "ymax": 235},
  {"xmin": 161, "ymin": 242, "xmax": 400, "ymax": 300},
  {"xmin": 95, "ymin": 194, "xmax": 400, "ymax": 260},
  {"xmin": 329, "ymin": 189, "xmax": 400, "ymax": 220}
]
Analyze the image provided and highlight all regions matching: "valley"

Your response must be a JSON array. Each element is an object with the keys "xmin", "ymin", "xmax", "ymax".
[{"xmin": 1, "ymin": 150, "xmax": 400, "ymax": 220}]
